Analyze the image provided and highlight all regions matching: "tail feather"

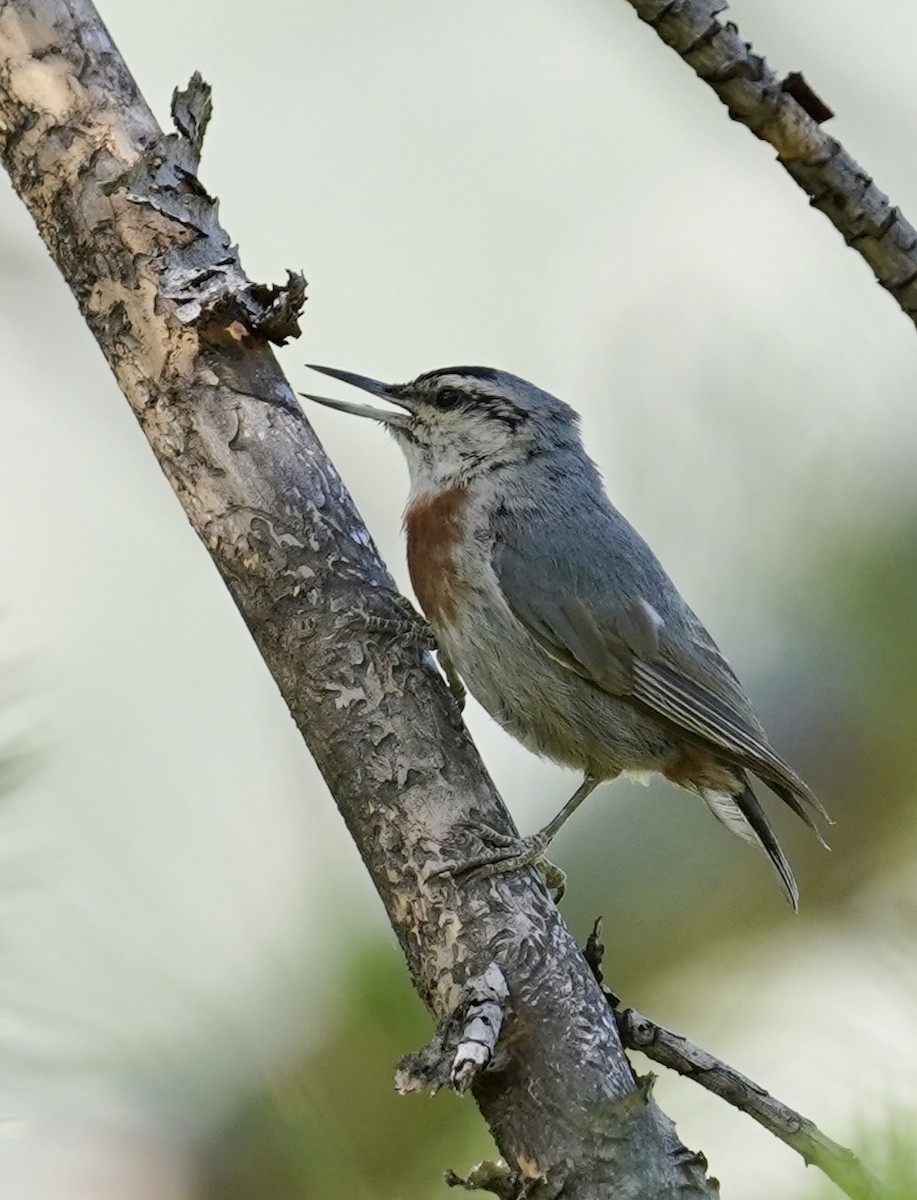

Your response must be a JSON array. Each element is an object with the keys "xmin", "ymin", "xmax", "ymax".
[
  {"xmin": 771, "ymin": 781, "xmax": 831, "ymax": 850},
  {"xmin": 756, "ymin": 760, "xmax": 833, "ymax": 826},
  {"xmin": 734, "ymin": 782, "xmax": 800, "ymax": 912},
  {"xmin": 702, "ymin": 781, "xmax": 800, "ymax": 911}
]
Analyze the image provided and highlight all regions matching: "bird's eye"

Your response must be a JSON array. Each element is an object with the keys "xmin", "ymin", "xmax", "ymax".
[{"xmin": 436, "ymin": 386, "xmax": 464, "ymax": 409}]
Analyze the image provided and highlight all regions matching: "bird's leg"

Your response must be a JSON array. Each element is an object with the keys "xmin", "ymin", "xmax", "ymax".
[
  {"xmin": 531, "ymin": 775, "xmax": 602, "ymax": 846},
  {"xmin": 431, "ymin": 775, "xmax": 603, "ymax": 899}
]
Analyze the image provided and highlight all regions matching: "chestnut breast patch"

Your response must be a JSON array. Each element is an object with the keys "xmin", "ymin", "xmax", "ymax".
[{"xmin": 404, "ymin": 487, "xmax": 471, "ymax": 626}]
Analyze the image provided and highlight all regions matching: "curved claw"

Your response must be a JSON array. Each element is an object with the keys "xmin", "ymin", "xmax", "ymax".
[
  {"xmin": 426, "ymin": 859, "xmax": 455, "ymax": 883},
  {"xmin": 536, "ymin": 859, "xmax": 567, "ymax": 903}
]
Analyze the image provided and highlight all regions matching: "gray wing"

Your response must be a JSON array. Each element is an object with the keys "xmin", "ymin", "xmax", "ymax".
[{"xmin": 493, "ymin": 501, "xmax": 827, "ymax": 824}]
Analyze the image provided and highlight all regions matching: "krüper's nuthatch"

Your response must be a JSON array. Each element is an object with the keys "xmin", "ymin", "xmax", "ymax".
[{"xmin": 302, "ymin": 364, "xmax": 830, "ymax": 908}]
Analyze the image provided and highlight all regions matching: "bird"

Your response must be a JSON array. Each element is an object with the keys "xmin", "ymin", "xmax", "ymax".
[{"xmin": 301, "ymin": 363, "xmax": 830, "ymax": 908}]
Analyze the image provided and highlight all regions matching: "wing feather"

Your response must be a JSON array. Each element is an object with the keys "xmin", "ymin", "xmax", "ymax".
[
  {"xmin": 493, "ymin": 510, "xmax": 828, "ymax": 827},
  {"xmin": 631, "ymin": 659, "xmax": 829, "ymax": 824}
]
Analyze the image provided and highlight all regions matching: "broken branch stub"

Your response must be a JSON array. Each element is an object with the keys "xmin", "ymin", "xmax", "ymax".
[{"xmin": 396, "ymin": 963, "xmax": 510, "ymax": 1096}]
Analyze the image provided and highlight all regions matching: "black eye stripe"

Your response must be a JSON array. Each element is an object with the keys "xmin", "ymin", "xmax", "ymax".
[
  {"xmin": 435, "ymin": 386, "xmax": 465, "ymax": 408},
  {"xmin": 422, "ymin": 382, "xmax": 525, "ymax": 429}
]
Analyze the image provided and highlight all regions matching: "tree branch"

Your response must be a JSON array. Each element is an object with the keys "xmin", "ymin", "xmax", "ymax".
[
  {"xmin": 617, "ymin": 1008, "xmax": 890, "ymax": 1200},
  {"xmin": 582, "ymin": 922, "xmax": 889, "ymax": 1200},
  {"xmin": 0, "ymin": 2, "xmax": 717, "ymax": 1196},
  {"xmin": 622, "ymin": 0, "xmax": 917, "ymax": 330}
]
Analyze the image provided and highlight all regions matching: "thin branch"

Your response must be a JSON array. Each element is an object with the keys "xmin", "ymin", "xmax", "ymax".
[
  {"xmin": 0, "ymin": 3, "xmax": 717, "ymax": 1196},
  {"xmin": 618, "ymin": 1008, "xmax": 889, "ymax": 1200},
  {"xmin": 622, "ymin": 0, "xmax": 917, "ymax": 330},
  {"xmin": 583, "ymin": 922, "xmax": 890, "ymax": 1200}
]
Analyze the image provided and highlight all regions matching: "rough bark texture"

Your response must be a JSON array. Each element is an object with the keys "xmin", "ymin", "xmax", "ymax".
[
  {"xmin": 624, "ymin": 0, "xmax": 917, "ymax": 329},
  {"xmin": 0, "ymin": 2, "xmax": 719, "ymax": 1196}
]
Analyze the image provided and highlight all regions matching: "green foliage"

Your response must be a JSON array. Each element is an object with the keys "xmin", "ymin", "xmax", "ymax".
[
  {"xmin": 805, "ymin": 1115, "xmax": 917, "ymax": 1200},
  {"xmin": 203, "ymin": 939, "xmax": 492, "ymax": 1200}
]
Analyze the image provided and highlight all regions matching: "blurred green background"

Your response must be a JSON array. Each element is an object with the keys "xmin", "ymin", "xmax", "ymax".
[{"xmin": 2, "ymin": 1, "xmax": 916, "ymax": 1196}]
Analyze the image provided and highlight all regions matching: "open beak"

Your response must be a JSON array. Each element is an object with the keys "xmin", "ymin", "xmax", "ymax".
[{"xmin": 300, "ymin": 364, "xmax": 414, "ymax": 429}]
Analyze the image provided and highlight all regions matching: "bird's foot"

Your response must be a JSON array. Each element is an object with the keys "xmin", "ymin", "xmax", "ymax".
[
  {"xmin": 359, "ymin": 608, "xmax": 437, "ymax": 652},
  {"xmin": 351, "ymin": 604, "xmax": 465, "ymax": 717},
  {"xmin": 430, "ymin": 823, "xmax": 567, "ymax": 902}
]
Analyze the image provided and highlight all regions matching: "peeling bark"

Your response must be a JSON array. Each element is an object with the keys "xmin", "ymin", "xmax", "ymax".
[{"xmin": 0, "ymin": 2, "xmax": 719, "ymax": 1196}]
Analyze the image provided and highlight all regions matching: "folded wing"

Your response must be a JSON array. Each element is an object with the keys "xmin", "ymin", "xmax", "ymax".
[{"xmin": 494, "ymin": 507, "xmax": 828, "ymax": 834}]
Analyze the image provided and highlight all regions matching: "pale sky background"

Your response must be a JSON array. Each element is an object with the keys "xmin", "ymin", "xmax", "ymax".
[{"xmin": 2, "ymin": 1, "xmax": 917, "ymax": 1197}]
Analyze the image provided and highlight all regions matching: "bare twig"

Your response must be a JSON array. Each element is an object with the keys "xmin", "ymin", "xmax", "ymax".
[
  {"xmin": 622, "ymin": 0, "xmax": 917, "ymax": 330},
  {"xmin": 618, "ymin": 1008, "xmax": 889, "ymax": 1200},
  {"xmin": 584, "ymin": 921, "xmax": 889, "ymax": 1200}
]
